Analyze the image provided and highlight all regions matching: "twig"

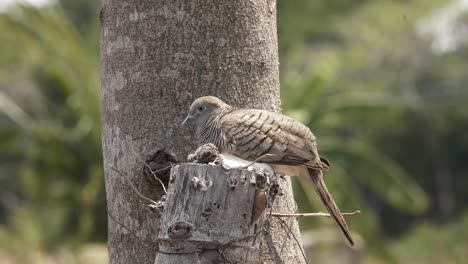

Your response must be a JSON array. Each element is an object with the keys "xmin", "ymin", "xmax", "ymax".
[
  {"xmin": 279, "ymin": 220, "xmax": 290, "ymax": 254},
  {"xmin": 271, "ymin": 210, "xmax": 361, "ymax": 218},
  {"xmin": 110, "ymin": 165, "xmax": 158, "ymax": 205},
  {"xmin": 107, "ymin": 212, "xmax": 156, "ymax": 250},
  {"xmin": 108, "ymin": 212, "xmax": 136, "ymax": 235},
  {"xmin": 108, "ymin": 212, "xmax": 201, "ymax": 255},
  {"xmin": 216, "ymin": 229, "xmax": 263, "ymax": 264},
  {"xmin": 277, "ymin": 217, "xmax": 309, "ymax": 264},
  {"xmin": 246, "ymin": 226, "xmax": 264, "ymax": 263},
  {"xmin": 131, "ymin": 144, "xmax": 168, "ymax": 195},
  {"xmin": 241, "ymin": 154, "xmax": 277, "ymax": 169}
]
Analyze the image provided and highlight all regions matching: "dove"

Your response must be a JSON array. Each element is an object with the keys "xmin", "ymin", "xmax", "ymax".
[{"xmin": 182, "ymin": 96, "xmax": 354, "ymax": 246}]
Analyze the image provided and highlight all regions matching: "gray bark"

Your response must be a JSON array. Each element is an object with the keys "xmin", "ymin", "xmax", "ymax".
[
  {"xmin": 155, "ymin": 164, "xmax": 266, "ymax": 263},
  {"xmin": 100, "ymin": 1, "xmax": 305, "ymax": 263}
]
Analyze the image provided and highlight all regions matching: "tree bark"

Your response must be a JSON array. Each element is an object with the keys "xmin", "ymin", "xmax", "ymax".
[
  {"xmin": 154, "ymin": 164, "xmax": 267, "ymax": 263},
  {"xmin": 100, "ymin": 1, "xmax": 305, "ymax": 263}
]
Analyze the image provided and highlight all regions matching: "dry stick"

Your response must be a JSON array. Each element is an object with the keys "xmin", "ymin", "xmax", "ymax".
[
  {"xmin": 246, "ymin": 227, "xmax": 265, "ymax": 264},
  {"xmin": 108, "ymin": 212, "xmax": 201, "ymax": 255},
  {"xmin": 108, "ymin": 212, "xmax": 137, "ymax": 236},
  {"xmin": 107, "ymin": 212, "xmax": 156, "ymax": 251},
  {"xmin": 277, "ymin": 217, "xmax": 309, "ymax": 264},
  {"xmin": 240, "ymin": 154, "xmax": 277, "ymax": 169},
  {"xmin": 279, "ymin": 222, "xmax": 290, "ymax": 255},
  {"xmin": 217, "ymin": 229, "xmax": 263, "ymax": 264},
  {"xmin": 131, "ymin": 144, "xmax": 168, "ymax": 195},
  {"xmin": 110, "ymin": 165, "xmax": 158, "ymax": 205},
  {"xmin": 271, "ymin": 210, "xmax": 361, "ymax": 218},
  {"xmin": 109, "ymin": 211, "xmax": 211, "ymax": 255}
]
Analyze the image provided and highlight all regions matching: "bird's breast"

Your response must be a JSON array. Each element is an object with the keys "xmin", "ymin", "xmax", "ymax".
[
  {"xmin": 270, "ymin": 164, "xmax": 309, "ymax": 178},
  {"xmin": 219, "ymin": 153, "xmax": 275, "ymax": 174}
]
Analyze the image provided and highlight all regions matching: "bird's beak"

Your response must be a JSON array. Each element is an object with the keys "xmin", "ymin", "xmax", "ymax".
[{"xmin": 181, "ymin": 115, "xmax": 193, "ymax": 128}]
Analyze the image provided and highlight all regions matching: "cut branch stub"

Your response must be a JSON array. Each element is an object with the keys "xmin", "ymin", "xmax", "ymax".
[
  {"xmin": 155, "ymin": 163, "xmax": 267, "ymax": 263},
  {"xmin": 143, "ymin": 149, "xmax": 179, "ymax": 187}
]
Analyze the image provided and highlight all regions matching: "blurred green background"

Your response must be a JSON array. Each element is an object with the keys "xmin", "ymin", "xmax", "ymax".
[{"xmin": 1, "ymin": 0, "xmax": 468, "ymax": 263}]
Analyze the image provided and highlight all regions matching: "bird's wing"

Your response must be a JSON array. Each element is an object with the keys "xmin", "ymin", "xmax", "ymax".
[{"xmin": 220, "ymin": 109, "xmax": 326, "ymax": 169}]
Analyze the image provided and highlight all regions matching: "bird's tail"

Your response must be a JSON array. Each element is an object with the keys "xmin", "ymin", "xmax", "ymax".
[{"xmin": 307, "ymin": 168, "xmax": 355, "ymax": 246}]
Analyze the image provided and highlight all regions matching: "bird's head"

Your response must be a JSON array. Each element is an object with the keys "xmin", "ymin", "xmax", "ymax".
[{"xmin": 181, "ymin": 96, "xmax": 227, "ymax": 128}]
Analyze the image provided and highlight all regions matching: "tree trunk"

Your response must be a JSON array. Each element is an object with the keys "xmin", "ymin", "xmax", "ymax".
[{"xmin": 100, "ymin": 1, "xmax": 305, "ymax": 263}]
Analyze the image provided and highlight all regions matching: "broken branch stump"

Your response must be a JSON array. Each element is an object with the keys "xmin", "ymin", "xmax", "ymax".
[{"xmin": 154, "ymin": 163, "xmax": 269, "ymax": 264}]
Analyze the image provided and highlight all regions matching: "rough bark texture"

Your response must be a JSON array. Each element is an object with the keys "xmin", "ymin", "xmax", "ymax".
[
  {"xmin": 100, "ymin": 1, "xmax": 305, "ymax": 263},
  {"xmin": 155, "ymin": 164, "xmax": 266, "ymax": 263}
]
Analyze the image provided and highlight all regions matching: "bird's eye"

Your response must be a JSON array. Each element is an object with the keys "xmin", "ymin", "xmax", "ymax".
[{"xmin": 198, "ymin": 106, "xmax": 205, "ymax": 111}]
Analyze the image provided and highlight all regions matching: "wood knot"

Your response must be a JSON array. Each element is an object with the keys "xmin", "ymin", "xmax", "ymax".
[
  {"xmin": 191, "ymin": 176, "xmax": 212, "ymax": 191},
  {"xmin": 201, "ymin": 207, "xmax": 212, "ymax": 217},
  {"xmin": 144, "ymin": 150, "xmax": 179, "ymax": 187},
  {"xmin": 239, "ymin": 175, "xmax": 248, "ymax": 186},
  {"xmin": 167, "ymin": 221, "xmax": 193, "ymax": 239},
  {"xmin": 254, "ymin": 169, "xmax": 270, "ymax": 190},
  {"xmin": 228, "ymin": 177, "xmax": 238, "ymax": 189}
]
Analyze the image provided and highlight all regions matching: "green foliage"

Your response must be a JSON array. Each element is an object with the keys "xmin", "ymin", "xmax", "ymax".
[
  {"xmin": 386, "ymin": 211, "xmax": 468, "ymax": 263},
  {"xmin": 0, "ymin": 5, "xmax": 104, "ymax": 255},
  {"xmin": 278, "ymin": 0, "xmax": 468, "ymax": 257}
]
